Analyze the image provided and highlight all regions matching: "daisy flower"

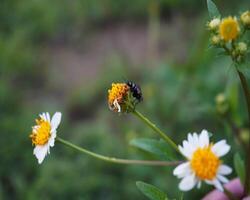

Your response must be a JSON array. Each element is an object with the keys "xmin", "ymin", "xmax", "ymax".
[
  {"xmin": 173, "ymin": 130, "xmax": 232, "ymax": 192},
  {"xmin": 219, "ymin": 17, "xmax": 240, "ymax": 42},
  {"xmin": 30, "ymin": 112, "xmax": 62, "ymax": 164}
]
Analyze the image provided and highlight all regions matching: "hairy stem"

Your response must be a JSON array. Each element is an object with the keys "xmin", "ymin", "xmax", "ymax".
[{"xmin": 56, "ymin": 137, "xmax": 181, "ymax": 166}]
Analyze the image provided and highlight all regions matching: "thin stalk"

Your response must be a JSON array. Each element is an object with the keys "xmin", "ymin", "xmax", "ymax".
[
  {"xmin": 56, "ymin": 137, "xmax": 181, "ymax": 167},
  {"xmin": 237, "ymin": 70, "xmax": 250, "ymax": 194},
  {"xmin": 132, "ymin": 109, "xmax": 180, "ymax": 153}
]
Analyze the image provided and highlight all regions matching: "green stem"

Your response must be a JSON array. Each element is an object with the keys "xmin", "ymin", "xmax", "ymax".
[
  {"xmin": 237, "ymin": 70, "xmax": 250, "ymax": 195},
  {"xmin": 56, "ymin": 137, "xmax": 181, "ymax": 166},
  {"xmin": 132, "ymin": 109, "xmax": 180, "ymax": 153}
]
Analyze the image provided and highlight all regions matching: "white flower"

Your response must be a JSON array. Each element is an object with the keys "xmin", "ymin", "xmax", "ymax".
[
  {"xmin": 30, "ymin": 112, "xmax": 62, "ymax": 164},
  {"xmin": 208, "ymin": 18, "xmax": 221, "ymax": 30},
  {"xmin": 173, "ymin": 130, "xmax": 232, "ymax": 192}
]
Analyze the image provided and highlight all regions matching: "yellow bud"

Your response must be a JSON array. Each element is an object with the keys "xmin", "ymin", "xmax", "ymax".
[{"xmin": 241, "ymin": 11, "xmax": 250, "ymax": 27}]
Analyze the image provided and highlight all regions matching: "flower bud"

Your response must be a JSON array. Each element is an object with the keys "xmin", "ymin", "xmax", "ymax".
[
  {"xmin": 241, "ymin": 11, "xmax": 250, "ymax": 27},
  {"xmin": 211, "ymin": 35, "xmax": 221, "ymax": 45},
  {"xmin": 236, "ymin": 42, "xmax": 248, "ymax": 54},
  {"xmin": 239, "ymin": 128, "xmax": 250, "ymax": 143},
  {"xmin": 208, "ymin": 18, "xmax": 221, "ymax": 31},
  {"xmin": 215, "ymin": 93, "xmax": 229, "ymax": 115}
]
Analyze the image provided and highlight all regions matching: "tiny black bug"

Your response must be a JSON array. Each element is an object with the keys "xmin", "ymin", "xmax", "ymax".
[{"xmin": 126, "ymin": 81, "xmax": 143, "ymax": 102}]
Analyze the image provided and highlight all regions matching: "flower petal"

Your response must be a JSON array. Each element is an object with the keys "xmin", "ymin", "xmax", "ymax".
[
  {"xmin": 33, "ymin": 145, "xmax": 49, "ymax": 164},
  {"xmin": 199, "ymin": 130, "xmax": 209, "ymax": 148},
  {"xmin": 217, "ymin": 175, "xmax": 229, "ymax": 183},
  {"xmin": 179, "ymin": 145, "xmax": 192, "ymax": 159},
  {"xmin": 212, "ymin": 179, "xmax": 224, "ymax": 191},
  {"xmin": 46, "ymin": 112, "xmax": 50, "ymax": 122},
  {"xmin": 48, "ymin": 131, "xmax": 57, "ymax": 147},
  {"xmin": 113, "ymin": 99, "xmax": 121, "ymax": 113},
  {"xmin": 197, "ymin": 180, "xmax": 202, "ymax": 189},
  {"xmin": 173, "ymin": 162, "xmax": 191, "ymax": 178},
  {"xmin": 179, "ymin": 173, "xmax": 197, "ymax": 191},
  {"xmin": 217, "ymin": 165, "xmax": 232, "ymax": 175},
  {"xmin": 212, "ymin": 140, "xmax": 230, "ymax": 157},
  {"xmin": 51, "ymin": 112, "xmax": 62, "ymax": 132}
]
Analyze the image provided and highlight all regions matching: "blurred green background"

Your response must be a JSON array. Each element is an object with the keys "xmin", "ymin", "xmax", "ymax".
[{"xmin": 0, "ymin": 0, "xmax": 249, "ymax": 199}]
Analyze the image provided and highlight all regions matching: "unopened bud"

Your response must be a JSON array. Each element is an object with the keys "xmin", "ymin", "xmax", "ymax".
[
  {"xmin": 211, "ymin": 35, "xmax": 221, "ymax": 45},
  {"xmin": 215, "ymin": 93, "xmax": 229, "ymax": 115},
  {"xmin": 241, "ymin": 11, "xmax": 250, "ymax": 27},
  {"xmin": 237, "ymin": 42, "xmax": 248, "ymax": 54},
  {"xmin": 208, "ymin": 18, "xmax": 221, "ymax": 30}
]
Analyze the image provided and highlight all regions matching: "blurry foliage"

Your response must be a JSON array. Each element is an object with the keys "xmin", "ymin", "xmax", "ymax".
[{"xmin": 0, "ymin": 0, "xmax": 249, "ymax": 199}]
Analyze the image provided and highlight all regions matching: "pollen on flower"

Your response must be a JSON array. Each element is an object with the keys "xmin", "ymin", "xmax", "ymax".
[
  {"xmin": 30, "ymin": 118, "xmax": 51, "ymax": 145},
  {"xmin": 108, "ymin": 83, "xmax": 129, "ymax": 112},
  {"xmin": 191, "ymin": 146, "xmax": 220, "ymax": 180},
  {"xmin": 219, "ymin": 17, "xmax": 240, "ymax": 41}
]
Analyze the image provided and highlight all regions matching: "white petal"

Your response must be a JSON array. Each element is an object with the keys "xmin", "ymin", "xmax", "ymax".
[
  {"xmin": 173, "ymin": 162, "xmax": 191, "ymax": 178},
  {"xmin": 188, "ymin": 133, "xmax": 194, "ymax": 146},
  {"xmin": 212, "ymin": 140, "xmax": 230, "ymax": 157},
  {"xmin": 199, "ymin": 130, "xmax": 209, "ymax": 148},
  {"xmin": 217, "ymin": 165, "xmax": 232, "ymax": 175},
  {"xmin": 197, "ymin": 180, "xmax": 202, "ymax": 189},
  {"xmin": 179, "ymin": 145, "xmax": 192, "ymax": 159},
  {"xmin": 33, "ymin": 145, "xmax": 49, "ymax": 164},
  {"xmin": 113, "ymin": 99, "xmax": 121, "ymax": 113},
  {"xmin": 212, "ymin": 179, "xmax": 224, "ymax": 191},
  {"xmin": 183, "ymin": 140, "xmax": 195, "ymax": 157},
  {"xmin": 179, "ymin": 174, "xmax": 197, "ymax": 191},
  {"xmin": 192, "ymin": 133, "xmax": 199, "ymax": 148},
  {"xmin": 48, "ymin": 131, "xmax": 57, "ymax": 147},
  {"xmin": 46, "ymin": 112, "xmax": 50, "ymax": 122},
  {"xmin": 217, "ymin": 175, "xmax": 229, "ymax": 183},
  {"xmin": 51, "ymin": 112, "xmax": 62, "ymax": 132},
  {"xmin": 40, "ymin": 113, "xmax": 46, "ymax": 121}
]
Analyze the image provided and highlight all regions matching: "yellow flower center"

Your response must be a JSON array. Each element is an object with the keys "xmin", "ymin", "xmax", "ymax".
[
  {"xmin": 108, "ymin": 83, "xmax": 129, "ymax": 109},
  {"xmin": 190, "ymin": 146, "xmax": 220, "ymax": 180},
  {"xmin": 30, "ymin": 119, "xmax": 51, "ymax": 145},
  {"xmin": 219, "ymin": 17, "xmax": 239, "ymax": 41}
]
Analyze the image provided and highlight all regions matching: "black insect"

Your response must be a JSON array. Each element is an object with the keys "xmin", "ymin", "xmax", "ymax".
[{"xmin": 126, "ymin": 81, "xmax": 143, "ymax": 102}]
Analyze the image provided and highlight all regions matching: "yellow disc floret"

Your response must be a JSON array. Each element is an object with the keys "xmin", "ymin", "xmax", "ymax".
[
  {"xmin": 219, "ymin": 17, "xmax": 240, "ymax": 41},
  {"xmin": 30, "ymin": 118, "xmax": 51, "ymax": 145},
  {"xmin": 191, "ymin": 146, "xmax": 220, "ymax": 180},
  {"xmin": 108, "ymin": 83, "xmax": 129, "ymax": 111}
]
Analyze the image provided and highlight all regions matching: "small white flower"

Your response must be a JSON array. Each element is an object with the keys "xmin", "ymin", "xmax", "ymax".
[
  {"xmin": 208, "ymin": 18, "xmax": 221, "ymax": 30},
  {"xmin": 30, "ymin": 112, "xmax": 62, "ymax": 164},
  {"xmin": 173, "ymin": 130, "xmax": 232, "ymax": 192}
]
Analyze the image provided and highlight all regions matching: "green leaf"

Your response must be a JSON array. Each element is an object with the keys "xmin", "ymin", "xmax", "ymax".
[
  {"xmin": 234, "ymin": 153, "xmax": 245, "ymax": 184},
  {"xmin": 136, "ymin": 181, "xmax": 168, "ymax": 200},
  {"xmin": 207, "ymin": 0, "xmax": 220, "ymax": 18},
  {"xmin": 130, "ymin": 138, "xmax": 176, "ymax": 161}
]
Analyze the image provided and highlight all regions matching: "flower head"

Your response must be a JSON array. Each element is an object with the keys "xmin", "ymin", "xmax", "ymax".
[
  {"xmin": 241, "ymin": 11, "xmax": 250, "ymax": 27},
  {"xmin": 219, "ymin": 17, "xmax": 240, "ymax": 41},
  {"xmin": 30, "ymin": 112, "xmax": 62, "ymax": 164},
  {"xmin": 208, "ymin": 18, "xmax": 221, "ymax": 31},
  {"xmin": 173, "ymin": 130, "xmax": 232, "ymax": 192},
  {"xmin": 108, "ymin": 83, "xmax": 130, "ymax": 113}
]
